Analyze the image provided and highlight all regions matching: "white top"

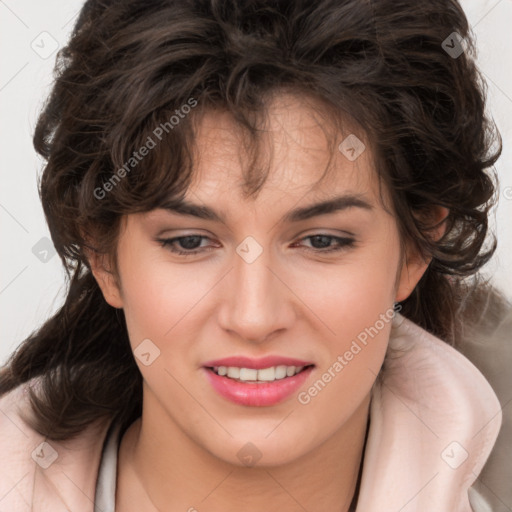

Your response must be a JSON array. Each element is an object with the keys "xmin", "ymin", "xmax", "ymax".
[{"xmin": 94, "ymin": 421, "xmax": 123, "ymax": 512}]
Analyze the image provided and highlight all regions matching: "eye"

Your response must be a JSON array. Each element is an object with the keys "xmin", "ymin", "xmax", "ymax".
[
  {"xmin": 294, "ymin": 234, "xmax": 355, "ymax": 253},
  {"xmin": 156, "ymin": 235, "xmax": 215, "ymax": 256}
]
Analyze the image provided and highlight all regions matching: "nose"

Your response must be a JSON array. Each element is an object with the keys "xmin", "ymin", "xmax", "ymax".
[{"xmin": 217, "ymin": 246, "xmax": 295, "ymax": 343}]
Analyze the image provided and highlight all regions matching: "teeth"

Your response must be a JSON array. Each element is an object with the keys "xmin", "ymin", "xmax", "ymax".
[
  {"xmin": 227, "ymin": 367, "xmax": 240, "ymax": 379},
  {"xmin": 239, "ymin": 368, "xmax": 258, "ymax": 381},
  {"xmin": 212, "ymin": 365, "xmax": 307, "ymax": 382},
  {"xmin": 286, "ymin": 366, "xmax": 296, "ymax": 377},
  {"xmin": 275, "ymin": 365, "xmax": 287, "ymax": 379},
  {"xmin": 257, "ymin": 367, "xmax": 276, "ymax": 381}
]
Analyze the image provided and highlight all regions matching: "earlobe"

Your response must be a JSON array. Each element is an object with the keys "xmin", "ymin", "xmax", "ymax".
[
  {"xmin": 85, "ymin": 247, "xmax": 124, "ymax": 309},
  {"xmin": 394, "ymin": 250, "xmax": 430, "ymax": 302}
]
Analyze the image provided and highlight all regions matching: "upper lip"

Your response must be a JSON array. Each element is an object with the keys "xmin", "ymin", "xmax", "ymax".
[{"xmin": 202, "ymin": 356, "xmax": 315, "ymax": 370}]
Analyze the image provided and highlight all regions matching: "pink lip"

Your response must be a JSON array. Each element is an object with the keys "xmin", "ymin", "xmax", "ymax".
[
  {"xmin": 202, "ymin": 365, "xmax": 315, "ymax": 407},
  {"xmin": 202, "ymin": 355, "xmax": 314, "ymax": 370}
]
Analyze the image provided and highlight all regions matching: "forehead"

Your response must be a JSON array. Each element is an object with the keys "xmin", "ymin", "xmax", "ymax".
[{"xmin": 188, "ymin": 93, "xmax": 379, "ymax": 204}]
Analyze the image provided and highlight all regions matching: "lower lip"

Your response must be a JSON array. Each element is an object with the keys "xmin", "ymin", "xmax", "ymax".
[{"xmin": 203, "ymin": 366, "xmax": 314, "ymax": 407}]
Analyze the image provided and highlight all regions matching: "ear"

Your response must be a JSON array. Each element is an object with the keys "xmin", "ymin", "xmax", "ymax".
[
  {"xmin": 395, "ymin": 206, "xmax": 449, "ymax": 302},
  {"xmin": 85, "ymin": 245, "xmax": 124, "ymax": 309}
]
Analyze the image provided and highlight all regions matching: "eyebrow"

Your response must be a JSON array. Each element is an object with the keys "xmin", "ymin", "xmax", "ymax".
[{"xmin": 160, "ymin": 194, "xmax": 373, "ymax": 224}]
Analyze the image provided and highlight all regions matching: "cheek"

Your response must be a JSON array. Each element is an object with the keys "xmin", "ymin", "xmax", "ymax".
[
  {"xmin": 117, "ymin": 250, "xmax": 228, "ymax": 386},
  {"xmin": 293, "ymin": 231, "xmax": 399, "ymax": 408},
  {"xmin": 293, "ymin": 230, "xmax": 400, "ymax": 341},
  {"xmin": 293, "ymin": 280, "xmax": 396, "ymax": 439},
  {"xmin": 115, "ymin": 247, "xmax": 203, "ymax": 346}
]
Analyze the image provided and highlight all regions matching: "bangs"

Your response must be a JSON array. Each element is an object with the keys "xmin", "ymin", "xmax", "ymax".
[{"xmin": 92, "ymin": 86, "xmax": 372, "ymax": 219}]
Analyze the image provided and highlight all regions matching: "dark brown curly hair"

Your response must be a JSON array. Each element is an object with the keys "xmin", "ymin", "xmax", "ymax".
[{"xmin": 0, "ymin": 0, "xmax": 505, "ymax": 441}]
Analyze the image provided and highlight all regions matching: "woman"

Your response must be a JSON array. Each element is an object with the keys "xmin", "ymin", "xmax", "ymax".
[{"xmin": 0, "ymin": 0, "xmax": 508, "ymax": 510}]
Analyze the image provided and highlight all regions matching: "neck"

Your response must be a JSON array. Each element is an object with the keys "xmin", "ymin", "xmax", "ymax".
[{"xmin": 116, "ymin": 391, "xmax": 371, "ymax": 512}]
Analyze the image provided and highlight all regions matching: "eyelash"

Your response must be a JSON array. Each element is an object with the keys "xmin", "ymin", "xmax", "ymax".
[{"xmin": 156, "ymin": 234, "xmax": 355, "ymax": 257}]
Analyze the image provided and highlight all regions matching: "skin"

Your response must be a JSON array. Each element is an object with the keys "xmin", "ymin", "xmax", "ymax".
[{"xmin": 90, "ymin": 94, "xmax": 439, "ymax": 512}]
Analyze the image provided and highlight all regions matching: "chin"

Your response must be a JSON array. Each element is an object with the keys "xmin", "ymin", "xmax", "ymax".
[{"xmin": 203, "ymin": 430, "xmax": 312, "ymax": 468}]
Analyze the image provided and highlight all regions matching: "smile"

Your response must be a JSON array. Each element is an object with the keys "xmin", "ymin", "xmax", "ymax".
[{"xmin": 202, "ymin": 357, "xmax": 315, "ymax": 407}]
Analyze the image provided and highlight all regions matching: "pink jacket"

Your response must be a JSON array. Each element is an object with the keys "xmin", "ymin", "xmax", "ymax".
[{"xmin": 0, "ymin": 314, "xmax": 503, "ymax": 511}]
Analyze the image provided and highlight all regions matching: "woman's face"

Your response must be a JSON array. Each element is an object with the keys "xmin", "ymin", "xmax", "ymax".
[{"xmin": 93, "ymin": 94, "xmax": 427, "ymax": 466}]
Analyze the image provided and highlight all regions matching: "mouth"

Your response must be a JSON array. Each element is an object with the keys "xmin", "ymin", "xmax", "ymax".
[{"xmin": 202, "ymin": 358, "xmax": 315, "ymax": 406}]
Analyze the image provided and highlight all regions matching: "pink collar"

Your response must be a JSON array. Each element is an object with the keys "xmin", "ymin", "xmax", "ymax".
[{"xmin": 356, "ymin": 313, "xmax": 501, "ymax": 511}]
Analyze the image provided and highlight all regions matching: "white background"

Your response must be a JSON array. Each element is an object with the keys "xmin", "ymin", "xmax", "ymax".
[{"xmin": 1, "ymin": 0, "xmax": 511, "ymax": 364}]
